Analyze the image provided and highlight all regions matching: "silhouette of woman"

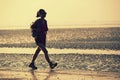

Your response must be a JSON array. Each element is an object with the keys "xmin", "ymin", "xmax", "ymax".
[{"xmin": 29, "ymin": 9, "xmax": 57, "ymax": 69}]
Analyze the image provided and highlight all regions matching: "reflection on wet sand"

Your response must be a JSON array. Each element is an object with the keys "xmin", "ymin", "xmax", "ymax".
[
  {"xmin": 0, "ymin": 69, "xmax": 119, "ymax": 80},
  {"xmin": 44, "ymin": 70, "xmax": 56, "ymax": 80},
  {"xmin": 30, "ymin": 69, "xmax": 38, "ymax": 80},
  {"xmin": 30, "ymin": 69, "xmax": 56, "ymax": 80}
]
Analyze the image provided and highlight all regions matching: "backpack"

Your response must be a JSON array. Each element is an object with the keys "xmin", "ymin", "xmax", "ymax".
[
  {"xmin": 30, "ymin": 21, "xmax": 38, "ymax": 38},
  {"xmin": 30, "ymin": 19, "xmax": 43, "ymax": 37}
]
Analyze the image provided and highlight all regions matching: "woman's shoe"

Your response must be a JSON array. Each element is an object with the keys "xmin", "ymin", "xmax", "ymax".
[
  {"xmin": 49, "ymin": 62, "xmax": 57, "ymax": 69},
  {"xmin": 29, "ymin": 63, "xmax": 37, "ymax": 70}
]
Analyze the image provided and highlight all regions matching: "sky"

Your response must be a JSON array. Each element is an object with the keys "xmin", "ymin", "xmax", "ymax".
[{"xmin": 0, "ymin": 0, "xmax": 120, "ymax": 29}]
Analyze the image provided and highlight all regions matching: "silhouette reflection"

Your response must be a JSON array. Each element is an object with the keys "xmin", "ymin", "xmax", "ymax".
[
  {"xmin": 30, "ymin": 69, "xmax": 56, "ymax": 80},
  {"xmin": 44, "ymin": 70, "xmax": 55, "ymax": 80},
  {"xmin": 30, "ymin": 69, "xmax": 38, "ymax": 80}
]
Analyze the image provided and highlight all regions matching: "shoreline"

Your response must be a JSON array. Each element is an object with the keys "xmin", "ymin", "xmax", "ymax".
[{"xmin": 0, "ymin": 47, "xmax": 120, "ymax": 55}]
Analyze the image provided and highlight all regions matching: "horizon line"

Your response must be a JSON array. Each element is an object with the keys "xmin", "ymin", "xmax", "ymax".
[
  {"xmin": 0, "ymin": 26, "xmax": 120, "ymax": 30},
  {"xmin": 0, "ymin": 23, "xmax": 120, "ymax": 27},
  {"xmin": 0, "ymin": 24, "xmax": 120, "ymax": 30}
]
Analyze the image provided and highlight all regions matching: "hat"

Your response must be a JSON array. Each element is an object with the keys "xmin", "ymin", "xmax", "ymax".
[{"xmin": 36, "ymin": 9, "xmax": 47, "ymax": 17}]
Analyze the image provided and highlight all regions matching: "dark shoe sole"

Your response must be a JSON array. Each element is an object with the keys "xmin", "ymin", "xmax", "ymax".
[
  {"xmin": 50, "ymin": 63, "xmax": 58, "ymax": 69},
  {"xmin": 29, "ymin": 64, "xmax": 37, "ymax": 70}
]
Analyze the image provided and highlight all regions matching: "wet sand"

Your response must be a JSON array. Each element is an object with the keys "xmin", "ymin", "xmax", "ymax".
[
  {"xmin": 0, "ymin": 69, "xmax": 120, "ymax": 80},
  {"xmin": 0, "ymin": 53, "xmax": 120, "ymax": 80},
  {"xmin": 0, "ymin": 48, "xmax": 120, "ymax": 55},
  {"xmin": 0, "ymin": 54, "xmax": 120, "ymax": 72}
]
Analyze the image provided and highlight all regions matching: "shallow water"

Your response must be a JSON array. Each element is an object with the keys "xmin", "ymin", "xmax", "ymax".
[{"xmin": 0, "ymin": 47, "xmax": 120, "ymax": 55}]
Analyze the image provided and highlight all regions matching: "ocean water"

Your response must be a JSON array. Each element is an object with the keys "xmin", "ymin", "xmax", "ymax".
[{"xmin": 0, "ymin": 27, "xmax": 120, "ymax": 51}]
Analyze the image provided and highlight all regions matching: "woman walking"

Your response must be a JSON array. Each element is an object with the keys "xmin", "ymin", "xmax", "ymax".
[{"xmin": 29, "ymin": 9, "xmax": 57, "ymax": 70}]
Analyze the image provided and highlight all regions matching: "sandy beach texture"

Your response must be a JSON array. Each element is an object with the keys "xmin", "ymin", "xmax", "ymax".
[
  {"xmin": 0, "ymin": 27, "xmax": 120, "ymax": 80},
  {"xmin": 0, "ymin": 53, "xmax": 120, "ymax": 80},
  {"xmin": 0, "ymin": 69, "xmax": 120, "ymax": 80}
]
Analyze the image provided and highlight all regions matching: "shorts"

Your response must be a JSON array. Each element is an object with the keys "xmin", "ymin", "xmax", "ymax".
[{"xmin": 35, "ymin": 34, "xmax": 46, "ymax": 46}]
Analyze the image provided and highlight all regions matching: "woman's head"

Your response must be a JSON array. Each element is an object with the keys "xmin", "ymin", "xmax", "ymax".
[{"xmin": 36, "ymin": 9, "xmax": 47, "ymax": 18}]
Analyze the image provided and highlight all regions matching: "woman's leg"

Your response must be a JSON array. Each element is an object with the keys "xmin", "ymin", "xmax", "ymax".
[
  {"xmin": 38, "ymin": 43, "xmax": 57, "ymax": 69},
  {"xmin": 29, "ymin": 47, "xmax": 41, "ymax": 69},
  {"xmin": 38, "ymin": 43, "xmax": 51, "ymax": 64},
  {"xmin": 31, "ymin": 47, "xmax": 41, "ymax": 63}
]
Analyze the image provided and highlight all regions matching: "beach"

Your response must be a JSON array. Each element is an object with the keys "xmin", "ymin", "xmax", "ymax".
[
  {"xmin": 0, "ymin": 53, "xmax": 120, "ymax": 72},
  {"xmin": 0, "ymin": 27, "xmax": 120, "ymax": 80},
  {"xmin": 0, "ymin": 69, "xmax": 120, "ymax": 80},
  {"xmin": 0, "ymin": 0, "xmax": 120, "ymax": 79},
  {"xmin": 0, "ymin": 53, "xmax": 120, "ymax": 80}
]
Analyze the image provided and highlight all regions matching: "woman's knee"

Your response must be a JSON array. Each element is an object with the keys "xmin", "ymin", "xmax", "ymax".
[
  {"xmin": 38, "ymin": 43, "xmax": 44, "ymax": 48},
  {"xmin": 38, "ymin": 43, "xmax": 47, "ymax": 53}
]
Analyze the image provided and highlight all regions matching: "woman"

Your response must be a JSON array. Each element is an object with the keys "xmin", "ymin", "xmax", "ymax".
[{"xmin": 29, "ymin": 9, "xmax": 57, "ymax": 69}]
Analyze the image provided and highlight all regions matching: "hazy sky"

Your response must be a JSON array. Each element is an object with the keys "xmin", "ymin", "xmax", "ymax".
[{"xmin": 0, "ymin": 0, "xmax": 120, "ymax": 29}]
